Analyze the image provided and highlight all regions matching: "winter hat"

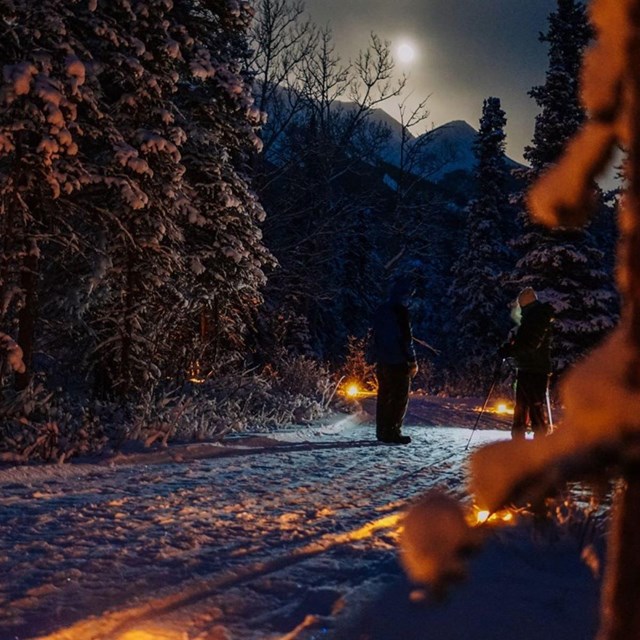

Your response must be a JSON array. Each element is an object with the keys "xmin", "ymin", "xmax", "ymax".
[{"xmin": 517, "ymin": 287, "xmax": 537, "ymax": 307}]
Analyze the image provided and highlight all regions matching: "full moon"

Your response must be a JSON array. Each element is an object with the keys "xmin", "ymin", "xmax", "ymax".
[{"xmin": 397, "ymin": 42, "xmax": 417, "ymax": 63}]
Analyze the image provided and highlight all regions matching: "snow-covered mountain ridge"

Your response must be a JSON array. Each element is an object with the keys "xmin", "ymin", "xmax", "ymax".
[
  {"xmin": 259, "ymin": 84, "xmax": 525, "ymax": 184},
  {"xmin": 372, "ymin": 110, "xmax": 524, "ymax": 182}
]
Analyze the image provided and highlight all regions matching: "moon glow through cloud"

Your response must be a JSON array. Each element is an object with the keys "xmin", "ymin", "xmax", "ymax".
[
  {"xmin": 302, "ymin": 0, "xmax": 559, "ymax": 166},
  {"xmin": 397, "ymin": 41, "xmax": 417, "ymax": 63}
]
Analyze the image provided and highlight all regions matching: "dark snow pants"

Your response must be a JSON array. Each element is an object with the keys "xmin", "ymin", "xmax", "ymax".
[
  {"xmin": 376, "ymin": 363, "xmax": 411, "ymax": 440},
  {"xmin": 512, "ymin": 370, "xmax": 549, "ymax": 439}
]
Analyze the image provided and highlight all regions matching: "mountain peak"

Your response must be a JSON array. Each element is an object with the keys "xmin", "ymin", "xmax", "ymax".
[
  {"xmin": 435, "ymin": 119, "xmax": 475, "ymax": 131},
  {"xmin": 428, "ymin": 120, "xmax": 477, "ymax": 141}
]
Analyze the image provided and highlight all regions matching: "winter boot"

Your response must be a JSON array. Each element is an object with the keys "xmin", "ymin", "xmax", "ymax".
[{"xmin": 381, "ymin": 433, "xmax": 411, "ymax": 445}]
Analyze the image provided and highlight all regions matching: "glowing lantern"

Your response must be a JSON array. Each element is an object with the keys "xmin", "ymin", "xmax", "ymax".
[
  {"xmin": 345, "ymin": 383, "xmax": 360, "ymax": 397},
  {"xmin": 473, "ymin": 400, "xmax": 514, "ymax": 415},
  {"xmin": 188, "ymin": 360, "xmax": 206, "ymax": 384},
  {"xmin": 471, "ymin": 506, "xmax": 517, "ymax": 526},
  {"xmin": 494, "ymin": 401, "xmax": 514, "ymax": 415},
  {"xmin": 339, "ymin": 380, "xmax": 376, "ymax": 398}
]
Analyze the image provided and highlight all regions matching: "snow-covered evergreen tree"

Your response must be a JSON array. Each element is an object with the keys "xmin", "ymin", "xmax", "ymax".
[
  {"xmin": 79, "ymin": 0, "xmax": 192, "ymax": 396},
  {"xmin": 448, "ymin": 97, "xmax": 514, "ymax": 384},
  {"xmin": 512, "ymin": 0, "xmax": 618, "ymax": 372},
  {"xmin": 0, "ymin": 0, "xmax": 110, "ymax": 390},
  {"xmin": 170, "ymin": 0, "xmax": 274, "ymax": 378},
  {"xmin": 81, "ymin": 0, "xmax": 272, "ymax": 394},
  {"xmin": 0, "ymin": 0, "xmax": 272, "ymax": 398},
  {"xmin": 524, "ymin": 0, "xmax": 592, "ymax": 172}
]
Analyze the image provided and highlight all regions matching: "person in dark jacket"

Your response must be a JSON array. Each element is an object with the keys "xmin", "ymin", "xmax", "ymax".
[
  {"xmin": 500, "ymin": 287, "xmax": 554, "ymax": 440},
  {"xmin": 371, "ymin": 278, "xmax": 418, "ymax": 444}
]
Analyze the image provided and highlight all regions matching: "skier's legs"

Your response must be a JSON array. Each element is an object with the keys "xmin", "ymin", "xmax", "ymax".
[
  {"xmin": 512, "ymin": 372, "xmax": 528, "ymax": 440},
  {"xmin": 513, "ymin": 371, "xmax": 549, "ymax": 439},
  {"xmin": 388, "ymin": 366, "xmax": 411, "ymax": 436},
  {"xmin": 376, "ymin": 365, "xmax": 392, "ymax": 440},
  {"xmin": 528, "ymin": 372, "xmax": 549, "ymax": 438}
]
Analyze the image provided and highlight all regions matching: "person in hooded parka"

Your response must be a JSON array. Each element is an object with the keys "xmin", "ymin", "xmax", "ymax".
[
  {"xmin": 500, "ymin": 287, "xmax": 555, "ymax": 439},
  {"xmin": 370, "ymin": 278, "xmax": 418, "ymax": 445}
]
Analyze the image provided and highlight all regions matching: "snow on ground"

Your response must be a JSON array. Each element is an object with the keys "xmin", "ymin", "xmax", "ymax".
[{"xmin": 0, "ymin": 395, "xmax": 600, "ymax": 640}]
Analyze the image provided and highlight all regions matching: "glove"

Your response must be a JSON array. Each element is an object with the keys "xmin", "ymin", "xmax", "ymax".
[{"xmin": 408, "ymin": 362, "xmax": 418, "ymax": 378}]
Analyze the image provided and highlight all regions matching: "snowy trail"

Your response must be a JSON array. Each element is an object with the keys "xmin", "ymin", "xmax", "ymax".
[{"xmin": 0, "ymin": 401, "xmax": 513, "ymax": 640}]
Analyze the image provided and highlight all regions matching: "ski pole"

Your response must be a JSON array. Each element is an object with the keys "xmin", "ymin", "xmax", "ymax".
[
  {"xmin": 413, "ymin": 336, "xmax": 441, "ymax": 356},
  {"xmin": 545, "ymin": 379, "xmax": 554, "ymax": 431},
  {"xmin": 465, "ymin": 359, "xmax": 504, "ymax": 450}
]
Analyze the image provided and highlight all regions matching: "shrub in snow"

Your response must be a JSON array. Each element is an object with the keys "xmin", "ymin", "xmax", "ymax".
[
  {"xmin": 338, "ymin": 335, "xmax": 377, "ymax": 392},
  {"xmin": 0, "ymin": 417, "xmax": 108, "ymax": 464},
  {"xmin": 0, "ymin": 361, "xmax": 337, "ymax": 462},
  {"xmin": 0, "ymin": 385, "xmax": 108, "ymax": 463},
  {"xmin": 399, "ymin": 492, "xmax": 479, "ymax": 597},
  {"xmin": 120, "ymin": 357, "xmax": 336, "ymax": 446},
  {"xmin": 265, "ymin": 352, "xmax": 334, "ymax": 401}
]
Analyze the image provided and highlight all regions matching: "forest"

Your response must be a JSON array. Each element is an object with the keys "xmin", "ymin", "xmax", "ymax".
[
  {"xmin": 5, "ymin": 1, "xmax": 640, "ymax": 639},
  {"xmin": 0, "ymin": 0, "xmax": 621, "ymax": 462}
]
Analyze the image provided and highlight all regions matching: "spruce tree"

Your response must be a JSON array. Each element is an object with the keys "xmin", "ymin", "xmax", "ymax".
[
  {"xmin": 524, "ymin": 0, "xmax": 592, "ymax": 172},
  {"xmin": 0, "ymin": 0, "xmax": 272, "ymax": 399},
  {"xmin": 80, "ymin": 0, "xmax": 192, "ymax": 396},
  {"xmin": 0, "ymin": 0, "xmax": 115, "ymax": 390},
  {"xmin": 170, "ymin": 0, "xmax": 274, "ymax": 378},
  {"xmin": 512, "ymin": 0, "xmax": 618, "ymax": 373},
  {"xmin": 80, "ymin": 0, "xmax": 272, "ymax": 393},
  {"xmin": 448, "ymin": 97, "xmax": 514, "ymax": 386}
]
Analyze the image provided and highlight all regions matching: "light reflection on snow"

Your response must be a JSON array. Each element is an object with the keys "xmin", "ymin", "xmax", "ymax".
[
  {"xmin": 118, "ymin": 628, "xmax": 183, "ymax": 640},
  {"xmin": 1, "ymin": 415, "xmax": 511, "ymax": 639},
  {"xmin": 334, "ymin": 513, "xmax": 400, "ymax": 542}
]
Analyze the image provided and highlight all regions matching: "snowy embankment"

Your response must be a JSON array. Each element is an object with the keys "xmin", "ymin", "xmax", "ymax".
[{"xmin": 0, "ymin": 396, "xmax": 601, "ymax": 640}]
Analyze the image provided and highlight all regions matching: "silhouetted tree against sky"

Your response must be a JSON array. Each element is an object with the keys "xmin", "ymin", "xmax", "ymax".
[
  {"xmin": 511, "ymin": 0, "xmax": 617, "ymax": 373},
  {"xmin": 470, "ymin": 1, "xmax": 640, "ymax": 637},
  {"xmin": 449, "ymin": 97, "xmax": 514, "ymax": 385}
]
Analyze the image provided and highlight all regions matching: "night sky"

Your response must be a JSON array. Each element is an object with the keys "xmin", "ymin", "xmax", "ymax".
[{"xmin": 303, "ymin": 0, "xmax": 558, "ymax": 164}]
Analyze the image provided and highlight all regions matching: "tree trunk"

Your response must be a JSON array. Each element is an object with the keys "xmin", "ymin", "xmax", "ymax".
[
  {"xmin": 119, "ymin": 250, "xmax": 135, "ymax": 397},
  {"xmin": 598, "ymin": 3, "xmax": 640, "ymax": 637},
  {"xmin": 14, "ymin": 251, "xmax": 38, "ymax": 391},
  {"xmin": 598, "ymin": 469, "xmax": 640, "ymax": 640}
]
